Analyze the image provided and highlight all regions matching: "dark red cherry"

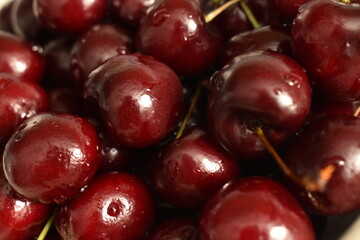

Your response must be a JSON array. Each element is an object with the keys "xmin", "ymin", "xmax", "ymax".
[
  {"xmin": 284, "ymin": 115, "xmax": 360, "ymax": 215},
  {"xmin": 0, "ymin": 74, "xmax": 48, "ymax": 149},
  {"xmin": 200, "ymin": 177, "xmax": 315, "ymax": 240},
  {"xmin": 267, "ymin": 0, "xmax": 309, "ymax": 20},
  {"xmin": 71, "ymin": 23, "xmax": 133, "ymax": 92},
  {"xmin": 0, "ymin": 162, "xmax": 52, "ymax": 240},
  {"xmin": 110, "ymin": 0, "xmax": 156, "ymax": 27},
  {"xmin": 151, "ymin": 127, "xmax": 240, "ymax": 209},
  {"xmin": 136, "ymin": 0, "xmax": 222, "ymax": 77},
  {"xmin": 291, "ymin": 0, "xmax": 360, "ymax": 101},
  {"xmin": 10, "ymin": 0, "xmax": 52, "ymax": 43},
  {"xmin": 221, "ymin": 25, "xmax": 291, "ymax": 65},
  {"xmin": 33, "ymin": 0, "xmax": 108, "ymax": 35},
  {"xmin": 3, "ymin": 112, "xmax": 101, "ymax": 204},
  {"xmin": 207, "ymin": 50, "xmax": 312, "ymax": 159},
  {"xmin": 147, "ymin": 217, "xmax": 200, "ymax": 240},
  {"xmin": 0, "ymin": 0, "xmax": 13, "ymax": 32},
  {"xmin": 84, "ymin": 54, "xmax": 184, "ymax": 148},
  {"xmin": 47, "ymin": 87, "xmax": 84, "ymax": 115},
  {"xmin": 0, "ymin": 31, "xmax": 44, "ymax": 83},
  {"xmin": 55, "ymin": 172, "xmax": 155, "ymax": 240},
  {"xmin": 43, "ymin": 38, "xmax": 74, "ymax": 88}
]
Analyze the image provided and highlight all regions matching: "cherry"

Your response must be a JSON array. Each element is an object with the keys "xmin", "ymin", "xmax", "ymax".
[
  {"xmin": 283, "ymin": 115, "xmax": 360, "ymax": 215},
  {"xmin": 0, "ymin": 0, "xmax": 13, "ymax": 32},
  {"xmin": 151, "ymin": 127, "xmax": 240, "ymax": 209},
  {"xmin": 55, "ymin": 172, "xmax": 155, "ymax": 240},
  {"xmin": 147, "ymin": 217, "xmax": 200, "ymax": 240},
  {"xmin": 136, "ymin": 0, "xmax": 222, "ymax": 77},
  {"xmin": 0, "ymin": 161, "xmax": 52, "ymax": 240},
  {"xmin": 0, "ymin": 31, "xmax": 44, "ymax": 83},
  {"xmin": 291, "ymin": 0, "xmax": 360, "ymax": 101},
  {"xmin": 221, "ymin": 25, "xmax": 291, "ymax": 65},
  {"xmin": 84, "ymin": 53, "xmax": 184, "ymax": 148},
  {"xmin": 200, "ymin": 177, "xmax": 315, "ymax": 240},
  {"xmin": 110, "ymin": 0, "xmax": 156, "ymax": 27},
  {"xmin": 0, "ymin": 73, "xmax": 48, "ymax": 149},
  {"xmin": 10, "ymin": 0, "xmax": 52, "ymax": 44},
  {"xmin": 43, "ymin": 38, "xmax": 74, "ymax": 88},
  {"xmin": 33, "ymin": 0, "xmax": 108, "ymax": 35},
  {"xmin": 207, "ymin": 50, "xmax": 312, "ymax": 159},
  {"xmin": 71, "ymin": 23, "xmax": 133, "ymax": 92},
  {"xmin": 3, "ymin": 112, "xmax": 101, "ymax": 204}
]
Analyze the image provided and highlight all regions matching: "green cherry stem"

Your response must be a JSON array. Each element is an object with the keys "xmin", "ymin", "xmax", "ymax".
[
  {"xmin": 254, "ymin": 126, "xmax": 335, "ymax": 192},
  {"xmin": 205, "ymin": 0, "xmax": 244, "ymax": 23},
  {"xmin": 240, "ymin": 1, "xmax": 261, "ymax": 29},
  {"xmin": 37, "ymin": 209, "xmax": 57, "ymax": 240},
  {"xmin": 175, "ymin": 80, "xmax": 205, "ymax": 139}
]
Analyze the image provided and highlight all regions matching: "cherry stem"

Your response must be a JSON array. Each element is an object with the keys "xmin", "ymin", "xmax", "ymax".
[
  {"xmin": 354, "ymin": 105, "xmax": 360, "ymax": 117},
  {"xmin": 175, "ymin": 80, "xmax": 205, "ymax": 139},
  {"xmin": 254, "ymin": 126, "xmax": 335, "ymax": 192},
  {"xmin": 205, "ymin": 0, "xmax": 244, "ymax": 23},
  {"xmin": 240, "ymin": 1, "xmax": 261, "ymax": 29},
  {"xmin": 37, "ymin": 209, "xmax": 57, "ymax": 240},
  {"xmin": 339, "ymin": 0, "xmax": 351, "ymax": 3}
]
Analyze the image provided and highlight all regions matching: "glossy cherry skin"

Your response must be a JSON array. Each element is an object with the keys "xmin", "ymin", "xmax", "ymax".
[
  {"xmin": 10, "ymin": 0, "xmax": 52, "ymax": 44},
  {"xmin": 55, "ymin": 172, "xmax": 155, "ymax": 240},
  {"xmin": 0, "ymin": 0, "xmax": 13, "ymax": 32},
  {"xmin": 71, "ymin": 23, "xmax": 133, "ymax": 92},
  {"xmin": 33, "ymin": 0, "xmax": 108, "ymax": 35},
  {"xmin": 151, "ymin": 127, "xmax": 240, "ymax": 209},
  {"xmin": 0, "ymin": 31, "xmax": 44, "ymax": 83},
  {"xmin": 221, "ymin": 25, "xmax": 291, "ymax": 65},
  {"xmin": 200, "ymin": 177, "xmax": 315, "ymax": 240},
  {"xmin": 284, "ymin": 115, "xmax": 360, "ymax": 215},
  {"xmin": 267, "ymin": 0, "xmax": 309, "ymax": 20},
  {"xmin": 3, "ymin": 112, "xmax": 101, "ymax": 204},
  {"xmin": 136, "ymin": 0, "xmax": 222, "ymax": 77},
  {"xmin": 84, "ymin": 54, "xmax": 184, "ymax": 149},
  {"xmin": 291, "ymin": 0, "xmax": 360, "ymax": 101},
  {"xmin": 208, "ymin": 50, "xmax": 312, "ymax": 159},
  {"xmin": 0, "ymin": 168, "xmax": 52, "ymax": 240},
  {"xmin": 0, "ymin": 74, "xmax": 49, "ymax": 149},
  {"xmin": 147, "ymin": 217, "xmax": 200, "ymax": 240},
  {"xmin": 43, "ymin": 38, "xmax": 74, "ymax": 88},
  {"xmin": 110, "ymin": 0, "xmax": 156, "ymax": 27}
]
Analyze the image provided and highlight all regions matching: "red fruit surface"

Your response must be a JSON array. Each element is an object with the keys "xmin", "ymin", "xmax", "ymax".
[
  {"xmin": 56, "ymin": 172, "xmax": 155, "ymax": 240},
  {"xmin": 3, "ymin": 112, "xmax": 101, "ymax": 204},
  {"xmin": 200, "ymin": 177, "xmax": 315, "ymax": 240}
]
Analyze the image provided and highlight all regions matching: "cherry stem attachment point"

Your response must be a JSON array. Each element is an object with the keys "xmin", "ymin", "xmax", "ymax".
[
  {"xmin": 240, "ymin": 1, "xmax": 261, "ymax": 29},
  {"xmin": 175, "ymin": 80, "xmax": 205, "ymax": 139},
  {"xmin": 37, "ymin": 209, "xmax": 57, "ymax": 240},
  {"xmin": 254, "ymin": 126, "xmax": 335, "ymax": 192},
  {"xmin": 205, "ymin": 0, "xmax": 244, "ymax": 23}
]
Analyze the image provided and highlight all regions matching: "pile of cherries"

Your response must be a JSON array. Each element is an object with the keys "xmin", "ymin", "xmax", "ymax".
[{"xmin": 0, "ymin": 0, "xmax": 359, "ymax": 239}]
